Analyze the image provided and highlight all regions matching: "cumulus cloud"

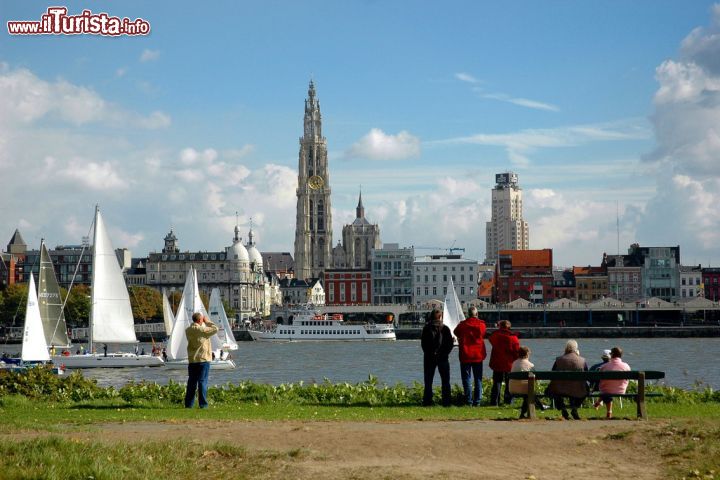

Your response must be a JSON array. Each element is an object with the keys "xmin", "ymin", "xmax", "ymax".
[
  {"xmin": 58, "ymin": 160, "xmax": 128, "ymax": 191},
  {"xmin": 345, "ymin": 128, "xmax": 421, "ymax": 160},
  {"xmin": 139, "ymin": 49, "xmax": 160, "ymax": 62}
]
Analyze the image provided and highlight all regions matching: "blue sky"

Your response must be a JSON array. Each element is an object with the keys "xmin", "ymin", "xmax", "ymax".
[{"xmin": 1, "ymin": 1, "xmax": 719, "ymax": 267}]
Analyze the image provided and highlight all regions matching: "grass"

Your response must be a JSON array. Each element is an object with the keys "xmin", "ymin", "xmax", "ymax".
[{"xmin": 0, "ymin": 436, "xmax": 308, "ymax": 480}]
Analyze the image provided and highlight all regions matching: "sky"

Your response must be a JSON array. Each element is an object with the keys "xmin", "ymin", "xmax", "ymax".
[{"xmin": 1, "ymin": 1, "xmax": 719, "ymax": 268}]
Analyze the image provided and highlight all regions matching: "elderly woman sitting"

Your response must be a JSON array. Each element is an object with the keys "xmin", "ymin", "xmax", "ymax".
[{"xmin": 546, "ymin": 340, "xmax": 588, "ymax": 420}]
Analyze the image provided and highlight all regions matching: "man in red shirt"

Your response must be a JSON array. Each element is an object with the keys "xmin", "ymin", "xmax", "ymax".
[
  {"xmin": 488, "ymin": 319, "xmax": 520, "ymax": 406},
  {"xmin": 453, "ymin": 306, "xmax": 487, "ymax": 406}
]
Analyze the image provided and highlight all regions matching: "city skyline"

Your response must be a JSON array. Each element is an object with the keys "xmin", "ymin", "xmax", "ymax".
[{"xmin": 1, "ymin": 2, "xmax": 719, "ymax": 267}]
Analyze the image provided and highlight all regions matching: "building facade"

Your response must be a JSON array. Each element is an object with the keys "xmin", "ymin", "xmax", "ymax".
[
  {"xmin": 485, "ymin": 172, "xmax": 529, "ymax": 264},
  {"xmin": 333, "ymin": 191, "xmax": 381, "ymax": 270},
  {"xmin": 279, "ymin": 278, "xmax": 325, "ymax": 306},
  {"xmin": 145, "ymin": 226, "xmax": 270, "ymax": 320},
  {"xmin": 627, "ymin": 244, "xmax": 681, "ymax": 301},
  {"xmin": 605, "ymin": 253, "xmax": 643, "ymax": 303},
  {"xmin": 495, "ymin": 249, "xmax": 553, "ymax": 303},
  {"xmin": 293, "ymin": 80, "xmax": 333, "ymax": 280},
  {"xmin": 413, "ymin": 255, "xmax": 476, "ymax": 307},
  {"xmin": 552, "ymin": 269, "xmax": 576, "ymax": 300},
  {"xmin": 679, "ymin": 265, "xmax": 703, "ymax": 300},
  {"xmin": 573, "ymin": 266, "xmax": 608, "ymax": 303},
  {"xmin": 702, "ymin": 267, "xmax": 720, "ymax": 301},
  {"xmin": 324, "ymin": 269, "xmax": 371, "ymax": 305},
  {"xmin": 371, "ymin": 243, "xmax": 414, "ymax": 305}
]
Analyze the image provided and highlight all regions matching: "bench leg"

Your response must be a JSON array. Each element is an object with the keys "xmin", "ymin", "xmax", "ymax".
[
  {"xmin": 528, "ymin": 373, "xmax": 536, "ymax": 420},
  {"xmin": 636, "ymin": 372, "xmax": 647, "ymax": 420}
]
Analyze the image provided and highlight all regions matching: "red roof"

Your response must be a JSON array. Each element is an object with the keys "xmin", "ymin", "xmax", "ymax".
[{"xmin": 499, "ymin": 249, "xmax": 552, "ymax": 268}]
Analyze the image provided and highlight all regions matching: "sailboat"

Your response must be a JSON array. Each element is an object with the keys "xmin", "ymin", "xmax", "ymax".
[
  {"xmin": 0, "ymin": 275, "xmax": 64, "ymax": 374},
  {"xmin": 442, "ymin": 278, "xmax": 465, "ymax": 342},
  {"xmin": 208, "ymin": 288, "xmax": 238, "ymax": 351},
  {"xmin": 161, "ymin": 289, "xmax": 175, "ymax": 337},
  {"xmin": 51, "ymin": 207, "xmax": 164, "ymax": 368},
  {"xmin": 38, "ymin": 240, "xmax": 71, "ymax": 350},
  {"xmin": 164, "ymin": 266, "xmax": 236, "ymax": 370}
]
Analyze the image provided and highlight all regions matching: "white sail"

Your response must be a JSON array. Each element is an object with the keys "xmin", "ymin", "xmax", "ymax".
[
  {"xmin": 442, "ymin": 278, "xmax": 465, "ymax": 335},
  {"xmin": 21, "ymin": 275, "xmax": 51, "ymax": 362},
  {"xmin": 161, "ymin": 289, "xmax": 175, "ymax": 336},
  {"xmin": 38, "ymin": 241, "xmax": 71, "ymax": 347},
  {"xmin": 167, "ymin": 266, "xmax": 209, "ymax": 361},
  {"xmin": 90, "ymin": 207, "xmax": 138, "ymax": 344},
  {"xmin": 209, "ymin": 288, "xmax": 238, "ymax": 350}
]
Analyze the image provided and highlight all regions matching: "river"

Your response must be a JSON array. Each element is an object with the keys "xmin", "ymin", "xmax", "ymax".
[{"xmin": 4, "ymin": 338, "xmax": 716, "ymax": 390}]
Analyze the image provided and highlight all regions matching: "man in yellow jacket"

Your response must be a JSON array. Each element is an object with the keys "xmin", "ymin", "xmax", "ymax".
[{"xmin": 184, "ymin": 312, "xmax": 219, "ymax": 408}]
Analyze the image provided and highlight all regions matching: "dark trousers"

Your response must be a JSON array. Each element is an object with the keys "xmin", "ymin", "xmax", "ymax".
[
  {"xmin": 185, "ymin": 361, "xmax": 210, "ymax": 408},
  {"xmin": 490, "ymin": 370, "xmax": 512, "ymax": 406},
  {"xmin": 423, "ymin": 355, "xmax": 451, "ymax": 406},
  {"xmin": 518, "ymin": 395, "xmax": 547, "ymax": 418},
  {"xmin": 553, "ymin": 395, "xmax": 584, "ymax": 412},
  {"xmin": 460, "ymin": 362, "xmax": 483, "ymax": 406}
]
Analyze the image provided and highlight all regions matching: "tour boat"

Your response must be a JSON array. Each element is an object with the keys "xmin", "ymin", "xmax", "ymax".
[{"xmin": 248, "ymin": 306, "xmax": 396, "ymax": 342}]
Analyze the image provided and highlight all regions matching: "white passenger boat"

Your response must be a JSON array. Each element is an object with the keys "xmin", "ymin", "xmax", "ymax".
[{"xmin": 248, "ymin": 306, "xmax": 396, "ymax": 342}]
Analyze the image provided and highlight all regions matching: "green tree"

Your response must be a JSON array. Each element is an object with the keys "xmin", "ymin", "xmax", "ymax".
[
  {"xmin": 0, "ymin": 283, "xmax": 28, "ymax": 326},
  {"xmin": 223, "ymin": 299, "xmax": 236, "ymax": 319},
  {"xmin": 64, "ymin": 285, "xmax": 91, "ymax": 328},
  {"xmin": 168, "ymin": 291, "xmax": 182, "ymax": 316},
  {"xmin": 129, "ymin": 286, "xmax": 162, "ymax": 321}
]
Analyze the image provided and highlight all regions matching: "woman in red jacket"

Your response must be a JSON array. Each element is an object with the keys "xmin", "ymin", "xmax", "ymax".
[
  {"xmin": 453, "ymin": 305, "xmax": 487, "ymax": 406},
  {"xmin": 488, "ymin": 320, "xmax": 520, "ymax": 406}
]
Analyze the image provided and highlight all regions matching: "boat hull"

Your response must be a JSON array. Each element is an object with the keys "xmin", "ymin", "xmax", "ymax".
[
  {"xmin": 0, "ymin": 362, "xmax": 64, "ymax": 375},
  {"xmin": 52, "ymin": 353, "xmax": 164, "ymax": 368},
  {"xmin": 164, "ymin": 359, "xmax": 236, "ymax": 370}
]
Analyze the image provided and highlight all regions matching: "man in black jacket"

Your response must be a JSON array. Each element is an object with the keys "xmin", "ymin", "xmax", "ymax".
[{"xmin": 421, "ymin": 308, "xmax": 455, "ymax": 406}]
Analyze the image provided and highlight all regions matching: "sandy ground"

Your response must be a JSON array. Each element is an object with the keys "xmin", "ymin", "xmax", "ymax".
[{"xmin": 12, "ymin": 418, "xmax": 664, "ymax": 479}]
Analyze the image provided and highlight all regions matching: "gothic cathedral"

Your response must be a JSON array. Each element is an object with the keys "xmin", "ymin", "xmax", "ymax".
[{"xmin": 293, "ymin": 80, "xmax": 332, "ymax": 280}]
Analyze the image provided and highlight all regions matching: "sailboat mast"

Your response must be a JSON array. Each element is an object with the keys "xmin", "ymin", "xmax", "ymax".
[{"xmin": 89, "ymin": 205, "xmax": 99, "ymax": 354}]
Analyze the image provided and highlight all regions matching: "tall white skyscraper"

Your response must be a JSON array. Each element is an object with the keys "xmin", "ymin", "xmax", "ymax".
[{"xmin": 485, "ymin": 172, "xmax": 529, "ymax": 263}]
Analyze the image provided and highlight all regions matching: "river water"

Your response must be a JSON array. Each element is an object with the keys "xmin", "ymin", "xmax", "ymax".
[{"xmin": 4, "ymin": 338, "xmax": 716, "ymax": 390}]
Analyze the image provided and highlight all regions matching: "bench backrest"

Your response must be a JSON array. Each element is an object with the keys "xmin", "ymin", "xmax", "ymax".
[{"xmin": 507, "ymin": 370, "xmax": 665, "ymax": 381}]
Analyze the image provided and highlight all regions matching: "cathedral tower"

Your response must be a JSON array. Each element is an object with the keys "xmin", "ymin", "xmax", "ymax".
[{"xmin": 294, "ymin": 80, "xmax": 332, "ymax": 280}]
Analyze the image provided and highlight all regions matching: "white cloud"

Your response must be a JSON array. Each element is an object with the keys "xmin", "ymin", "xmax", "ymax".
[
  {"xmin": 59, "ymin": 160, "xmax": 128, "ymax": 191},
  {"xmin": 455, "ymin": 72, "xmax": 478, "ymax": 84},
  {"xmin": 139, "ymin": 49, "xmax": 160, "ymax": 62},
  {"xmin": 180, "ymin": 147, "xmax": 218, "ymax": 165},
  {"xmin": 111, "ymin": 228, "xmax": 144, "ymax": 248},
  {"xmin": 345, "ymin": 128, "xmax": 421, "ymax": 160},
  {"xmin": 115, "ymin": 67, "xmax": 127, "ymax": 78},
  {"xmin": 222, "ymin": 145, "xmax": 255, "ymax": 159},
  {"xmin": 137, "ymin": 111, "xmax": 171, "ymax": 129},
  {"xmin": 480, "ymin": 92, "xmax": 560, "ymax": 112}
]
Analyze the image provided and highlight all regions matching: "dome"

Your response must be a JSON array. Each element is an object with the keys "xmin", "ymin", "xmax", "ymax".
[
  {"xmin": 230, "ymin": 240, "xmax": 250, "ymax": 262},
  {"xmin": 247, "ymin": 245, "xmax": 263, "ymax": 267}
]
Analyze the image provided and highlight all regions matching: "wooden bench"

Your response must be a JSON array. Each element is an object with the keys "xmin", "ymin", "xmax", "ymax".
[{"xmin": 506, "ymin": 370, "xmax": 665, "ymax": 420}]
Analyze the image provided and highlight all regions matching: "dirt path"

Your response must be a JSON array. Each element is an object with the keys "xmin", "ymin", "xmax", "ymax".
[{"xmin": 18, "ymin": 418, "xmax": 662, "ymax": 479}]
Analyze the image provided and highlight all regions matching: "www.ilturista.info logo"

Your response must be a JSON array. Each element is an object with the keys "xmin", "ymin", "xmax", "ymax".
[{"xmin": 7, "ymin": 7, "xmax": 150, "ymax": 36}]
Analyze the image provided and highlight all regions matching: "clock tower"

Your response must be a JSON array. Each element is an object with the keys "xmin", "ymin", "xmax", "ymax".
[{"xmin": 294, "ymin": 80, "xmax": 332, "ymax": 280}]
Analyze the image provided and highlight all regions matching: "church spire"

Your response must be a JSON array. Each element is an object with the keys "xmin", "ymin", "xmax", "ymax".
[
  {"xmin": 356, "ymin": 187, "xmax": 365, "ymax": 219},
  {"xmin": 247, "ymin": 217, "xmax": 255, "ymax": 246},
  {"xmin": 233, "ymin": 211, "xmax": 240, "ymax": 243},
  {"xmin": 303, "ymin": 79, "xmax": 322, "ymax": 139}
]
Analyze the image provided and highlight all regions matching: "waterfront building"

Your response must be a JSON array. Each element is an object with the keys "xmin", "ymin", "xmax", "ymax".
[
  {"xmin": 495, "ymin": 249, "xmax": 553, "ymax": 303},
  {"xmin": 626, "ymin": 244, "xmax": 681, "ymax": 302},
  {"xmin": 22, "ymin": 243, "xmax": 93, "ymax": 287},
  {"xmin": 413, "ymin": 254, "xmax": 476, "ymax": 308},
  {"xmin": 477, "ymin": 277, "xmax": 494, "ymax": 303},
  {"xmin": 573, "ymin": 265, "xmax": 608, "ymax": 303},
  {"xmin": 279, "ymin": 277, "xmax": 325, "ymax": 306},
  {"xmin": 552, "ymin": 269, "xmax": 576, "ymax": 300},
  {"xmin": 324, "ymin": 269, "xmax": 371, "ymax": 305},
  {"xmin": 125, "ymin": 258, "xmax": 147, "ymax": 286},
  {"xmin": 679, "ymin": 265, "xmax": 703, "ymax": 299},
  {"xmin": 485, "ymin": 172, "xmax": 529, "ymax": 264},
  {"xmin": 702, "ymin": 267, "xmax": 720, "ymax": 301},
  {"xmin": 371, "ymin": 243, "xmax": 414, "ymax": 305},
  {"xmin": 4, "ymin": 229, "xmax": 27, "ymax": 285},
  {"xmin": 605, "ymin": 253, "xmax": 643, "ymax": 303},
  {"xmin": 333, "ymin": 191, "xmax": 382, "ymax": 270},
  {"xmin": 145, "ymin": 226, "xmax": 267, "ymax": 320},
  {"xmin": 293, "ymin": 80, "xmax": 333, "ymax": 280},
  {"xmin": 261, "ymin": 252, "xmax": 294, "ymax": 279}
]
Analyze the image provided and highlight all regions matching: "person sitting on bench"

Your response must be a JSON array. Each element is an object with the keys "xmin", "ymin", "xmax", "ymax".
[
  {"xmin": 546, "ymin": 340, "xmax": 588, "ymax": 420},
  {"xmin": 509, "ymin": 346, "xmax": 548, "ymax": 418},
  {"xmin": 598, "ymin": 346, "xmax": 631, "ymax": 419}
]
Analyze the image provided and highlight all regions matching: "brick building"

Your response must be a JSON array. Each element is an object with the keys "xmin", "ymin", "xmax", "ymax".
[
  {"xmin": 495, "ymin": 249, "xmax": 553, "ymax": 303},
  {"xmin": 324, "ymin": 269, "xmax": 371, "ymax": 305}
]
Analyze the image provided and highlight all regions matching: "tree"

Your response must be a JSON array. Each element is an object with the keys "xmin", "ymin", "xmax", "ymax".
[
  {"xmin": 0, "ymin": 284, "xmax": 28, "ymax": 326},
  {"xmin": 129, "ymin": 286, "xmax": 162, "ymax": 321},
  {"xmin": 168, "ymin": 291, "xmax": 182, "ymax": 316},
  {"xmin": 223, "ymin": 299, "xmax": 236, "ymax": 319},
  {"xmin": 64, "ymin": 285, "xmax": 91, "ymax": 328}
]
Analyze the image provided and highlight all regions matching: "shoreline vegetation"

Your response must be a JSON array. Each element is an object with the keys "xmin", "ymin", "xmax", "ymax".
[{"xmin": 0, "ymin": 368, "xmax": 718, "ymax": 479}]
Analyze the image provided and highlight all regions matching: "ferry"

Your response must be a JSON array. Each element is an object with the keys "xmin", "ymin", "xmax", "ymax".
[{"xmin": 248, "ymin": 307, "xmax": 396, "ymax": 342}]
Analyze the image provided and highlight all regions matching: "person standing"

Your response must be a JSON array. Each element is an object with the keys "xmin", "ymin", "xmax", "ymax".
[
  {"xmin": 185, "ymin": 313, "xmax": 218, "ymax": 409},
  {"xmin": 547, "ymin": 339, "xmax": 588, "ymax": 420},
  {"xmin": 488, "ymin": 320, "xmax": 520, "ymax": 406},
  {"xmin": 599, "ymin": 346, "xmax": 631, "ymax": 419},
  {"xmin": 421, "ymin": 309, "xmax": 454, "ymax": 407},
  {"xmin": 453, "ymin": 305, "xmax": 487, "ymax": 406}
]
